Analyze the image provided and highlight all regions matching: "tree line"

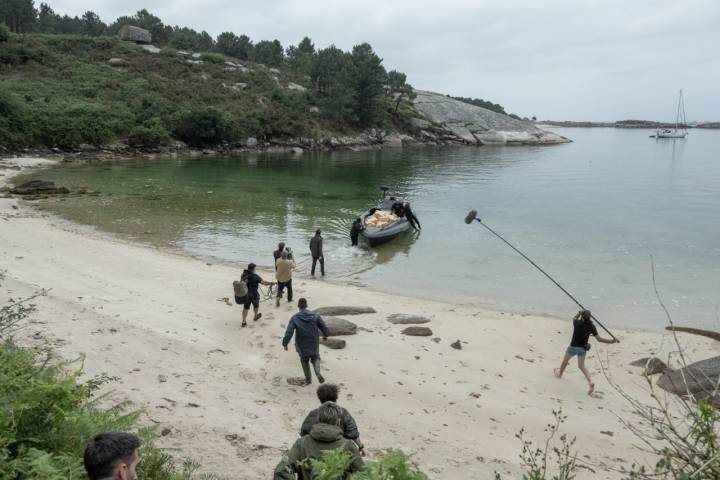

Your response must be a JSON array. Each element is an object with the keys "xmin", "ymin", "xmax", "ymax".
[{"xmin": 0, "ymin": 1, "xmax": 416, "ymax": 132}]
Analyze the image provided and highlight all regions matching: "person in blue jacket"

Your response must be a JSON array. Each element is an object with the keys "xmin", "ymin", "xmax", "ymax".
[{"xmin": 282, "ymin": 298, "xmax": 330, "ymax": 385}]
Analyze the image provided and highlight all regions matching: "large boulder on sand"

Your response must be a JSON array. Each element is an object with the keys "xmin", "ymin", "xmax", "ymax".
[
  {"xmin": 315, "ymin": 306, "xmax": 376, "ymax": 316},
  {"xmin": 324, "ymin": 317, "xmax": 357, "ymax": 336},
  {"xmin": 118, "ymin": 25, "xmax": 152, "ymax": 44},
  {"xmin": 657, "ymin": 356, "xmax": 720, "ymax": 401},
  {"xmin": 387, "ymin": 314, "xmax": 431, "ymax": 325},
  {"xmin": 401, "ymin": 326, "xmax": 433, "ymax": 337},
  {"xmin": 320, "ymin": 338, "xmax": 346, "ymax": 349},
  {"xmin": 629, "ymin": 357, "xmax": 668, "ymax": 375}
]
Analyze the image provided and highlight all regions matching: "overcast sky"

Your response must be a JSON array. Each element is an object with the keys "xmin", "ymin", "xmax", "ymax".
[{"xmin": 52, "ymin": 0, "xmax": 720, "ymax": 121}]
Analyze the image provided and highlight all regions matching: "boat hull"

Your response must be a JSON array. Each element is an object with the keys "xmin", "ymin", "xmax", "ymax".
[{"xmin": 359, "ymin": 208, "xmax": 411, "ymax": 247}]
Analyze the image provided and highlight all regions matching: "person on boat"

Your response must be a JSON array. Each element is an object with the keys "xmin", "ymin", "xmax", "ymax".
[
  {"xmin": 273, "ymin": 242, "xmax": 286, "ymax": 271},
  {"xmin": 282, "ymin": 298, "xmax": 330, "ymax": 385},
  {"xmin": 309, "ymin": 230, "xmax": 324, "ymax": 276},
  {"xmin": 554, "ymin": 309, "xmax": 618, "ymax": 395},
  {"xmin": 273, "ymin": 402, "xmax": 364, "ymax": 480},
  {"xmin": 391, "ymin": 199, "xmax": 405, "ymax": 217},
  {"xmin": 300, "ymin": 384, "xmax": 365, "ymax": 455},
  {"xmin": 404, "ymin": 202, "xmax": 421, "ymax": 230},
  {"xmin": 241, "ymin": 263, "xmax": 275, "ymax": 327},
  {"xmin": 350, "ymin": 218, "xmax": 363, "ymax": 246},
  {"xmin": 275, "ymin": 250, "xmax": 296, "ymax": 307}
]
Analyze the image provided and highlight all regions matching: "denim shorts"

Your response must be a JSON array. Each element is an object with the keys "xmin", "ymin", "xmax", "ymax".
[{"xmin": 566, "ymin": 346, "xmax": 587, "ymax": 358}]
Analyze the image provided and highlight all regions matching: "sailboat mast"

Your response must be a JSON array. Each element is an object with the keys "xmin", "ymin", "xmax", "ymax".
[{"xmin": 675, "ymin": 90, "xmax": 682, "ymax": 130}]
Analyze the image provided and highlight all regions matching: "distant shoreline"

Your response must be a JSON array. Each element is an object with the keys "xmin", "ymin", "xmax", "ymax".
[{"xmin": 536, "ymin": 120, "xmax": 720, "ymax": 129}]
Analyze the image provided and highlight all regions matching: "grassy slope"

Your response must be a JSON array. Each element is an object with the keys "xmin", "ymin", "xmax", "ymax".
[{"xmin": 0, "ymin": 34, "xmax": 417, "ymax": 149}]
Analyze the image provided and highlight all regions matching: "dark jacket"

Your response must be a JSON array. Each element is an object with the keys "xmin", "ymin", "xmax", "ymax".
[
  {"xmin": 273, "ymin": 423, "xmax": 363, "ymax": 480},
  {"xmin": 309, "ymin": 234, "xmax": 323, "ymax": 258},
  {"xmin": 282, "ymin": 309, "xmax": 330, "ymax": 357},
  {"xmin": 300, "ymin": 405, "xmax": 359, "ymax": 439}
]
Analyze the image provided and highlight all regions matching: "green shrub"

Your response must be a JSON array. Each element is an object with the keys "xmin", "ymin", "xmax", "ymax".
[
  {"xmin": 173, "ymin": 107, "xmax": 234, "ymax": 146},
  {"xmin": 159, "ymin": 47, "xmax": 178, "ymax": 57},
  {"xmin": 0, "ymin": 22, "xmax": 10, "ymax": 43},
  {"xmin": 29, "ymin": 102, "xmax": 116, "ymax": 148},
  {"xmin": 127, "ymin": 117, "xmax": 171, "ymax": 147},
  {"xmin": 200, "ymin": 52, "xmax": 225, "ymax": 64},
  {"xmin": 0, "ymin": 87, "xmax": 29, "ymax": 148},
  {"xmin": 304, "ymin": 447, "xmax": 428, "ymax": 480}
]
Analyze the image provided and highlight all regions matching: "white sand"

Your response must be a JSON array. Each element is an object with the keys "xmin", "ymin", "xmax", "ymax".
[{"xmin": 1, "ymin": 156, "xmax": 717, "ymax": 479}]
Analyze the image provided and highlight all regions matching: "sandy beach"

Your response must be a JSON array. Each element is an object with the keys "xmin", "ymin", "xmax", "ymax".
[{"xmin": 1, "ymin": 156, "xmax": 717, "ymax": 479}]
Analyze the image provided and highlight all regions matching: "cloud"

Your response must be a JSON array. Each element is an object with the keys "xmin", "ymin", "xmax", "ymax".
[{"xmin": 50, "ymin": 0, "xmax": 720, "ymax": 120}]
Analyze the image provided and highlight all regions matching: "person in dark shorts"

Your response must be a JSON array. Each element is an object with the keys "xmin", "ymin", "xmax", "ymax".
[
  {"xmin": 241, "ymin": 263, "xmax": 275, "ymax": 328},
  {"xmin": 300, "ymin": 384, "xmax": 365, "ymax": 455},
  {"xmin": 282, "ymin": 298, "xmax": 329, "ymax": 384},
  {"xmin": 554, "ymin": 309, "xmax": 618, "ymax": 395}
]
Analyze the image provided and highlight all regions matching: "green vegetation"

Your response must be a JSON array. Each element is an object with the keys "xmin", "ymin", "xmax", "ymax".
[
  {"xmin": 0, "ymin": 3, "xmax": 428, "ymax": 150},
  {"xmin": 449, "ymin": 95, "xmax": 506, "ymax": 114},
  {"xmin": 0, "ymin": 276, "xmax": 221, "ymax": 479},
  {"xmin": 303, "ymin": 447, "xmax": 428, "ymax": 480}
]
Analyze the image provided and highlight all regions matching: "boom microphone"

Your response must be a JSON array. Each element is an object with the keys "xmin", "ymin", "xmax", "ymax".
[{"xmin": 464, "ymin": 209, "xmax": 478, "ymax": 224}]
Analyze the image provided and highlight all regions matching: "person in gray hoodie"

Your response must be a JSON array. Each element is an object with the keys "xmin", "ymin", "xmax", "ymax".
[{"xmin": 282, "ymin": 298, "xmax": 330, "ymax": 385}]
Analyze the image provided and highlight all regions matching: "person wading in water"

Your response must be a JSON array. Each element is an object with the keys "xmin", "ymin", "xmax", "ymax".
[{"xmin": 554, "ymin": 309, "xmax": 618, "ymax": 395}]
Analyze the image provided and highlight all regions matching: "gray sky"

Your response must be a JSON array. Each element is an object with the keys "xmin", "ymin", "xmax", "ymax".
[{"xmin": 53, "ymin": 0, "xmax": 720, "ymax": 121}]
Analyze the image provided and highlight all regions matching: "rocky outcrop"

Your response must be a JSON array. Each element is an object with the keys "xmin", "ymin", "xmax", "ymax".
[
  {"xmin": 118, "ymin": 25, "xmax": 152, "ymax": 44},
  {"xmin": 412, "ymin": 90, "xmax": 569, "ymax": 145},
  {"xmin": 11, "ymin": 180, "xmax": 69, "ymax": 195},
  {"xmin": 657, "ymin": 356, "xmax": 720, "ymax": 404}
]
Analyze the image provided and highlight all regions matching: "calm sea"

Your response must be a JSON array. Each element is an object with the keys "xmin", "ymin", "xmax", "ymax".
[{"xmin": 22, "ymin": 128, "xmax": 720, "ymax": 330}]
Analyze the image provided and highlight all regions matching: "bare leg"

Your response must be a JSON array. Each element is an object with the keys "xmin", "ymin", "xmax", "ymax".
[
  {"xmin": 241, "ymin": 307, "xmax": 249, "ymax": 327},
  {"xmin": 554, "ymin": 353, "xmax": 571, "ymax": 378},
  {"xmin": 578, "ymin": 356, "xmax": 594, "ymax": 394},
  {"xmin": 253, "ymin": 305, "xmax": 261, "ymax": 321}
]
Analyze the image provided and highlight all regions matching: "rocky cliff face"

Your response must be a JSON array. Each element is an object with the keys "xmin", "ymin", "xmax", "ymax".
[{"xmin": 412, "ymin": 90, "xmax": 569, "ymax": 145}]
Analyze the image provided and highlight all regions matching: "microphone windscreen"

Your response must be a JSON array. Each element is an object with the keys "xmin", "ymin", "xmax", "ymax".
[{"xmin": 464, "ymin": 209, "xmax": 477, "ymax": 224}]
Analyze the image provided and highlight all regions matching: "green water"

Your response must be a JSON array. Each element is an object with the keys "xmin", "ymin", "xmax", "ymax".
[{"xmin": 20, "ymin": 128, "xmax": 720, "ymax": 330}]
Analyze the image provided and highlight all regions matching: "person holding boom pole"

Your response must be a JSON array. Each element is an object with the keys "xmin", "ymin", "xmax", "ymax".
[
  {"xmin": 554, "ymin": 309, "xmax": 618, "ymax": 395},
  {"xmin": 464, "ymin": 209, "xmax": 620, "ymax": 395}
]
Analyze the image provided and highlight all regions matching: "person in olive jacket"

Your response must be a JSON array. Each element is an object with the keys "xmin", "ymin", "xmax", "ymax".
[
  {"xmin": 274, "ymin": 402, "xmax": 363, "ymax": 480},
  {"xmin": 300, "ymin": 384, "xmax": 365, "ymax": 455}
]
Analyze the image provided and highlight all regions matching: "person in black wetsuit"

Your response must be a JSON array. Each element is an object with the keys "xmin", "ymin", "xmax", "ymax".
[
  {"xmin": 350, "ymin": 218, "xmax": 363, "ymax": 246},
  {"xmin": 404, "ymin": 202, "xmax": 421, "ymax": 230},
  {"xmin": 391, "ymin": 200, "xmax": 405, "ymax": 217},
  {"xmin": 553, "ymin": 309, "xmax": 618, "ymax": 395}
]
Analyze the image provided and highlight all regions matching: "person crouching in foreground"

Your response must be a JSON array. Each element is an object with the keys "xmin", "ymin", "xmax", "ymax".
[
  {"xmin": 274, "ymin": 402, "xmax": 364, "ymax": 480},
  {"xmin": 84, "ymin": 432, "xmax": 140, "ymax": 480},
  {"xmin": 282, "ymin": 298, "xmax": 330, "ymax": 385},
  {"xmin": 300, "ymin": 384, "xmax": 365, "ymax": 455},
  {"xmin": 554, "ymin": 309, "xmax": 618, "ymax": 395}
]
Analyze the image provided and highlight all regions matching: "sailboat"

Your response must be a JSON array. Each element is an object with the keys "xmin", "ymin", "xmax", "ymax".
[{"xmin": 651, "ymin": 90, "xmax": 688, "ymax": 139}]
